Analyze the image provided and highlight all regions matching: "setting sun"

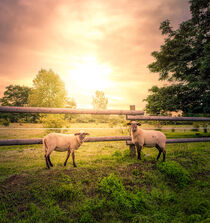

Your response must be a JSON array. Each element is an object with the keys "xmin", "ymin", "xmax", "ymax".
[{"xmin": 67, "ymin": 57, "xmax": 113, "ymax": 93}]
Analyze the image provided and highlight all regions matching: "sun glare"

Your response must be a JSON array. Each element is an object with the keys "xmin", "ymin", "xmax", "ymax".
[{"xmin": 68, "ymin": 57, "xmax": 112, "ymax": 92}]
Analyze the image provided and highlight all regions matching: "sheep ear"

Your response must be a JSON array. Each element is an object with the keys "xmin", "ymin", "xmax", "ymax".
[
  {"xmin": 127, "ymin": 123, "xmax": 131, "ymax": 125},
  {"xmin": 74, "ymin": 133, "xmax": 80, "ymax": 136},
  {"xmin": 84, "ymin": 133, "xmax": 89, "ymax": 135},
  {"xmin": 137, "ymin": 123, "xmax": 141, "ymax": 126}
]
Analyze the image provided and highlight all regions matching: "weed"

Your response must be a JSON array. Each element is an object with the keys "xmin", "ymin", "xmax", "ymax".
[
  {"xmin": 52, "ymin": 183, "xmax": 82, "ymax": 202},
  {"xmin": 132, "ymin": 169, "xmax": 140, "ymax": 176}
]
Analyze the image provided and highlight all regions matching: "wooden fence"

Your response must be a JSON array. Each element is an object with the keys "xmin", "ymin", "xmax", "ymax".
[
  {"xmin": 1, "ymin": 137, "xmax": 210, "ymax": 146},
  {"xmin": 0, "ymin": 106, "xmax": 210, "ymax": 156},
  {"xmin": 0, "ymin": 106, "xmax": 144, "ymax": 115},
  {"xmin": 127, "ymin": 115, "xmax": 210, "ymax": 121}
]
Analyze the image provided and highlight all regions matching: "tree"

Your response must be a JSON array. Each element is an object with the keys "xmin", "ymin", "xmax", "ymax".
[
  {"xmin": 92, "ymin": 90, "xmax": 108, "ymax": 110},
  {"xmin": 0, "ymin": 85, "xmax": 32, "ymax": 106},
  {"xmin": 28, "ymin": 69, "xmax": 67, "ymax": 108},
  {"xmin": 145, "ymin": 0, "xmax": 210, "ymax": 115},
  {"xmin": 0, "ymin": 85, "xmax": 33, "ymax": 123},
  {"xmin": 92, "ymin": 91, "xmax": 108, "ymax": 123}
]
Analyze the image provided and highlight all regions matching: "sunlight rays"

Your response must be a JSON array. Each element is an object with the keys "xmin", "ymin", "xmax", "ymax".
[{"xmin": 67, "ymin": 57, "xmax": 113, "ymax": 93}]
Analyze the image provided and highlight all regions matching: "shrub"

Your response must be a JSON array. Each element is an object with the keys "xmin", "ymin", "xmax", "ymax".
[
  {"xmin": 158, "ymin": 161, "xmax": 191, "ymax": 187},
  {"xmin": 99, "ymin": 174, "xmax": 147, "ymax": 213},
  {"xmin": 40, "ymin": 114, "xmax": 67, "ymax": 133},
  {"xmin": 0, "ymin": 118, "xmax": 10, "ymax": 127},
  {"xmin": 80, "ymin": 198, "xmax": 105, "ymax": 223}
]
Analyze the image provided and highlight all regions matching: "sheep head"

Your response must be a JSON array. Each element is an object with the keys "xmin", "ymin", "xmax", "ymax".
[
  {"xmin": 127, "ymin": 121, "xmax": 141, "ymax": 132},
  {"xmin": 74, "ymin": 132, "xmax": 89, "ymax": 142}
]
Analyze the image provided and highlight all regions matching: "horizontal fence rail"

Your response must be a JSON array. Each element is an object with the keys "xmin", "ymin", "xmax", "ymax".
[
  {"xmin": 0, "ymin": 106, "xmax": 144, "ymax": 115},
  {"xmin": 126, "ymin": 138, "xmax": 210, "ymax": 145},
  {"xmin": 1, "ymin": 137, "xmax": 210, "ymax": 146},
  {"xmin": 127, "ymin": 115, "xmax": 210, "ymax": 121}
]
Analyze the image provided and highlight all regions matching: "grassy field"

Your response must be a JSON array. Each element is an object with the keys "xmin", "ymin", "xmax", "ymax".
[{"xmin": 0, "ymin": 123, "xmax": 210, "ymax": 222}]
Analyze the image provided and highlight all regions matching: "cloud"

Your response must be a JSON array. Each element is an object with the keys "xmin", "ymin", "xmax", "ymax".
[{"xmin": 0, "ymin": 0, "xmax": 191, "ymax": 109}]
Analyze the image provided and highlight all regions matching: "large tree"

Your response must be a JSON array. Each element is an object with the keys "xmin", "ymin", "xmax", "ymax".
[
  {"xmin": 28, "ymin": 69, "xmax": 67, "ymax": 108},
  {"xmin": 144, "ymin": 0, "xmax": 210, "ymax": 115}
]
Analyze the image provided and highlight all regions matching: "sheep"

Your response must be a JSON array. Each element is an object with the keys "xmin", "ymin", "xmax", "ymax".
[
  {"xmin": 43, "ymin": 132, "xmax": 89, "ymax": 169},
  {"xmin": 127, "ymin": 121, "xmax": 166, "ymax": 161}
]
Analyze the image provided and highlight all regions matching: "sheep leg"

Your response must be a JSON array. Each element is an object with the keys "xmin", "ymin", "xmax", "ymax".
[
  {"xmin": 156, "ymin": 145, "xmax": 162, "ymax": 161},
  {"xmin": 156, "ymin": 145, "xmax": 166, "ymax": 162},
  {"xmin": 162, "ymin": 150, "xmax": 166, "ymax": 162},
  {"xmin": 156, "ymin": 150, "xmax": 162, "ymax": 160},
  {"xmin": 64, "ymin": 150, "xmax": 70, "ymax": 166},
  {"xmin": 45, "ymin": 155, "xmax": 50, "ymax": 169},
  {"xmin": 72, "ymin": 151, "xmax": 77, "ymax": 167},
  {"xmin": 136, "ymin": 144, "xmax": 142, "ymax": 160},
  {"xmin": 48, "ymin": 155, "xmax": 53, "ymax": 167}
]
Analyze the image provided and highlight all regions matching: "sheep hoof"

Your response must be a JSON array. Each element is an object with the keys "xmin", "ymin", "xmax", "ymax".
[
  {"xmin": 73, "ymin": 164, "xmax": 77, "ymax": 168},
  {"xmin": 64, "ymin": 163, "xmax": 66, "ymax": 166}
]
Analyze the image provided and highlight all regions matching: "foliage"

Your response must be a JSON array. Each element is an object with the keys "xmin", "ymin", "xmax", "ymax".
[
  {"xmin": 145, "ymin": 0, "xmax": 210, "ymax": 115},
  {"xmin": 0, "ymin": 85, "xmax": 32, "ymax": 106},
  {"xmin": 52, "ymin": 183, "xmax": 82, "ymax": 202},
  {"xmin": 79, "ymin": 173, "xmax": 148, "ymax": 222},
  {"xmin": 92, "ymin": 90, "xmax": 109, "ymax": 123},
  {"xmin": 158, "ymin": 161, "xmax": 191, "ymax": 187},
  {"xmin": 28, "ymin": 69, "xmax": 67, "ymax": 108},
  {"xmin": 92, "ymin": 90, "xmax": 108, "ymax": 110},
  {"xmin": 40, "ymin": 114, "xmax": 68, "ymax": 133},
  {"xmin": 0, "ymin": 85, "xmax": 39, "ymax": 123},
  {"xmin": 0, "ymin": 118, "xmax": 10, "ymax": 126}
]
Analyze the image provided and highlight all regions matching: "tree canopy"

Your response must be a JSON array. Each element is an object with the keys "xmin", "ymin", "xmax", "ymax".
[
  {"xmin": 28, "ymin": 69, "xmax": 67, "ymax": 108},
  {"xmin": 145, "ymin": 0, "xmax": 210, "ymax": 115},
  {"xmin": 0, "ymin": 85, "xmax": 32, "ymax": 106}
]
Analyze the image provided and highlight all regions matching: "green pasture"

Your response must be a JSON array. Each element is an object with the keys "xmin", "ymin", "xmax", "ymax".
[{"xmin": 0, "ymin": 123, "xmax": 209, "ymax": 222}]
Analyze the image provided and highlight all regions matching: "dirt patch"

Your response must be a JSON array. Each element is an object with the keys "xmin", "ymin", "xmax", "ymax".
[
  {"xmin": 4, "ymin": 174, "xmax": 28, "ymax": 186},
  {"xmin": 194, "ymin": 170, "xmax": 210, "ymax": 180}
]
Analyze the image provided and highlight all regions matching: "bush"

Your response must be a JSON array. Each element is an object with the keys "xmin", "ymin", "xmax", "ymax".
[
  {"xmin": 99, "ymin": 174, "xmax": 147, "ymax": 213},
  {"xmin": 79, "ymin": 174, "xmax": 149, "ymax": 222},
  {"xmin": 158, "ymin": 161, "xmax": 191, "ymax": 187},
  {"xmin": 40, "ymin": 114, "xmax": 68, "ymax": 133},
  {"xmin": 0, "ymin": 118, "xmax": 10, "ymax": 127}
]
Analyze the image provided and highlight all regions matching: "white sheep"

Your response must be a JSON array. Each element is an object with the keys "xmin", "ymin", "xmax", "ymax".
[
  {"xmin": 43, "ymin": 132, "xmax": 89, "ymax": 169},
  {"xmin": 127, "ymin": 121, "xmax": 166, "ymax": 161}
]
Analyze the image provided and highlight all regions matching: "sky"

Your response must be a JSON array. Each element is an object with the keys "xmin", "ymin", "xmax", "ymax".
[{"xmin": 0, "ymin": 0, "xmax": 191, "ymax": 110}]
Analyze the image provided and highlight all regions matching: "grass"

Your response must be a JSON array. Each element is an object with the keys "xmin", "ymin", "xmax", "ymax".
[{"xmin": 0, "ymin": 123, "xmax": 210, "ymax": 222}]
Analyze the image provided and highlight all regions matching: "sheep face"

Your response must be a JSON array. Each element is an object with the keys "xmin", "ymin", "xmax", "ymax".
[
  {"xmin": 127, "ymin": 121, "xmax": 141, "ymax": 132},
  {"xmin": 74, "ymin": 132, "xmax": 89, "ymax": 142}
]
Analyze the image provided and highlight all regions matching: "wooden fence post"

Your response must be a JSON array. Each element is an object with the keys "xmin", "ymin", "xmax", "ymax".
[{"xmin": 128, "ymin": 105, "xmax": 136, "ymax": 157}]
